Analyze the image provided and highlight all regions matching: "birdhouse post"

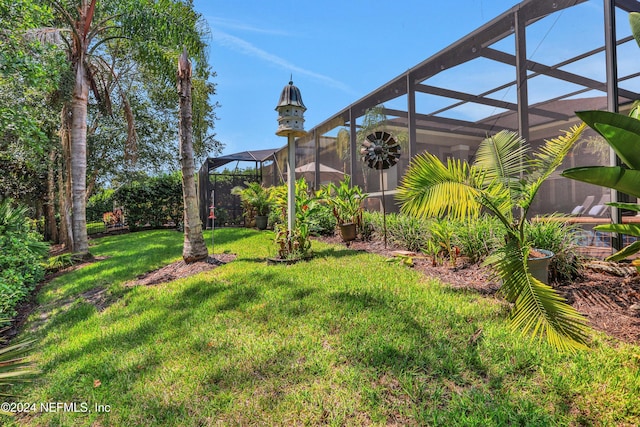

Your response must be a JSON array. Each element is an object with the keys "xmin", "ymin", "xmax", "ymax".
[{"xmin": 275, "ymin": 79, "xmax": 307, "ymax": 234}]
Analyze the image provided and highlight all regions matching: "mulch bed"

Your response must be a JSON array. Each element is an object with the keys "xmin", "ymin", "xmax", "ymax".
[{"xmin": 123, "ymin": 254, "xmax": 236, "ymax": 287}]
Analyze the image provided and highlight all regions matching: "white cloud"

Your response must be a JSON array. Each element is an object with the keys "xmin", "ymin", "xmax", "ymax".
[
  {"xmin": 209, "ymin": 17, "xmax": 293, "ymax": 36},
  {"xmin": 212, "ymin": 29, "xmax": 354, "ymax": 94}
]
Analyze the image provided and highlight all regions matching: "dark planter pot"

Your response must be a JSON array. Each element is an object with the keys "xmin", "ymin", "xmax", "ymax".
[
  {"xmin": 339, "ymin": 222, "xmax": 357, "ymax": 242},
  {"xmin": 528, "ymin": 248, "xmax": 553, "ymax": 285},
  {"xmin": 255, "ymin": 215, "xmax": 268, "ymax": 230}
]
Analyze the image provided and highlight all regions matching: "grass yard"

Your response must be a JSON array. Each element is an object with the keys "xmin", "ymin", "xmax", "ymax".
[{"xmin": 6, "ymin": 229, "xmax": 640, "ymax": 426}]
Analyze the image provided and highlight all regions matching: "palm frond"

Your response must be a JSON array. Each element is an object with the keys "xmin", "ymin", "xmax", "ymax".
[
  {"xmin": 0, "ymin": 338, "xmax": 37, "ymax": 398},
  {"xmin": 523, "ymin": 123, "xmax": 586, "ymax": 211},
  {"xmin": 474, "ymin": 130, "xmax": 529, "ymax": 189},
  {"xmin": 531, "ymin": 123, "xmax": 586, "ymax": 181},
  {"xmin": 397, "ymin": 153, "xmax": 484, "ymax": 221},
  {"xmin": 490, "ymin": 243, "xmax": 589, "ymax": 351}
]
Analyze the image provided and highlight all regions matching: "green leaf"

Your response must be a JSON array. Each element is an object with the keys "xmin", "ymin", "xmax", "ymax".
[
  {"xmin": 489, "ymin": 243, "xmax": 589, "ymax": 351},
  {"xmin": 561, "ymin": 166, "xmax": 640, "ymax": 198},
  {"xmin": 592, "ymin": 123, "xmax": 640, "ymax": 169},
  {"xmin": 575, "ymin": 110, "xmax": 640, "ymax": 169},
  {"xmin": 397, "ymin": 153, "xmax": 484, "ymax": 221},
  {"xmin": 594, "ymin": 223, "xmax": 640, "ymax": 237},
  {"xmin": 606, "ymin": 202, "xmax": 640, "ymax": 212},
  {"xmin": 606, "ymin": 240, "xmax": 640, "ymax": 262},
  {"xmin": 630, "ymin": 12, "xmax": 640, "ymax": 48}
]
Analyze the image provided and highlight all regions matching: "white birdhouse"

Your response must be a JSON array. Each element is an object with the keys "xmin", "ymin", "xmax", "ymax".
[{"xmin": 275, "ymin": 80, "xmax": 306, "ymax": 137}]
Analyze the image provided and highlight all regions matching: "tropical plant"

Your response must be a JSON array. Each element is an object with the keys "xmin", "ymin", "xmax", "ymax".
[
  {"xmin": 319, "ymin": 175, "xmax": 367, "ymax": 227},
  {"xmin": 231, "ymin": 182, "xmax": 273, "ymax": 217},
  {"xmin": 450, "ymin": 215, "xmax": 503, "ymax": 264},
  {"xmin": 0, "ymin": 322, "xmax": 37, "ymax": 416},
  {"xmin": 561, "ymin": 110, "xmax": 640, "ymax": 262},
  {"xmin": 526, "ymin": 218, "xmax": 583, "ymax": 282},
  {"xmin": 38, "ymin": 0, "xmax": 215, "ymax": 258},
  {"xmin": 270, "ymin": 178, "xmax": 319, "ymax": 259},
  {"xmin": 397, "ymin": 124, "xmax": 590, "ymax": 350},
  {"xmin": 0, "ymin": 200, "xmax": 49, "ymax": 323}
]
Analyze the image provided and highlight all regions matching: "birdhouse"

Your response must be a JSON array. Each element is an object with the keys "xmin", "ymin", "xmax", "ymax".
[{"xmin": 275, "ymin": 80, "xmax": 306, "ymax": 137}]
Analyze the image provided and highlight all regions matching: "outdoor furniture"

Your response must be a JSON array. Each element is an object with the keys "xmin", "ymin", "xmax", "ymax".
[
  {"xmin": 586, "ymin": 194, "xmax": 611, "ymax": 217},
  {"xmin": 570, "ymin": 195, "xmax": 595, "ymax": 216}
]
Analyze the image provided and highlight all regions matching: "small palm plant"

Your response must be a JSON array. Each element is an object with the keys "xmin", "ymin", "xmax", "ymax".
[
  {"xmin": 0, "ymin": 320, "xmax": 37, "ymax": 416},
  {"xmin": 397, "ymin": 124, "xmax": 589, "ymax": 351}
]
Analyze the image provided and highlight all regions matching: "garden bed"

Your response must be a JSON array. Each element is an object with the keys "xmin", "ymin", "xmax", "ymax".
[{"xmin": 314, "ymin": 235, "xmax": 640, "ymax": 345}]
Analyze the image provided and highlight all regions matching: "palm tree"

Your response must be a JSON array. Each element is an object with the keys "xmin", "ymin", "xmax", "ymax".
[
  {"xmin": 178, "ymin": 49, "xmax": 208, "ymax": 263},
  {"xmin": 397, "ymin": 124, "xmax": 590, "ymax": 351},
  {"xmin": 44, "ymin": 0, "xmax": 213, "ymax": 258}
]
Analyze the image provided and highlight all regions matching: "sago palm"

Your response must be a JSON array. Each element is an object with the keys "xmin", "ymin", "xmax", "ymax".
[{"xmin": 397, "ymin": 124, "xmax": 589, "ymax": 351}]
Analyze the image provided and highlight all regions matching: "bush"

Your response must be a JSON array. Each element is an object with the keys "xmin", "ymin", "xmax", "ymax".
[
  {"xmin": 367, "ymin": 212, "xmax": 431, "ymax": 252},
  {"xmin": 526, "ymin": 218, "xmax": 583, "ymax": 282},
  {"xmin": 114, "ymin": 172, "xmax": 182, "ymax": 230},
  {"xmin": 450, "ymin": 215, "xmax": 503, "ymax": 263},
  {"xmin": 306, "ymin": 203, "xmax": 337, "ymax": 236},
  {"xmin": 0, "ymin": 200, "xmax": 48, "ymax": 324},
  {"xmin": 86, "ymin": 189, "xmax": 115, "ymax": 222}
]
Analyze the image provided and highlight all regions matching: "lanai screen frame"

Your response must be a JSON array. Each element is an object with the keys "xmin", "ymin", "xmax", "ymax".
[
  {"xmin": 198, "ymin": 149, "xmax": 279, "ymax": 227},
  {"xmin": 266, "ymin": 0, "xmax": 640, "ymax": 249}
]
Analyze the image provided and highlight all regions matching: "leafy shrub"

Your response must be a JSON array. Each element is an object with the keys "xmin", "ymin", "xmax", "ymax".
[
  {"xmin": 526, "ymin": 218, "xmax": 583, "ymax": 282},
  {"xmin": 367, "ymin": 212, "xmax": 431, "ymax": 252},
  {"xmin": 450, "ymin": 215, "xmax": 503, "ymax": 263},
  {"xmin": 86, "ymin": 189, "xmax": 115, "ymax": 222},
  {"xmin": 306, "ymin": 203, "xmax": 337, "ymax": 236},
  {"xmin": 0, "ymin": 200, "xmax": 48, "ymax": 324},
  {"xmin": 114, "ymin": 172, "xmax": 182, "ymax": 230}
]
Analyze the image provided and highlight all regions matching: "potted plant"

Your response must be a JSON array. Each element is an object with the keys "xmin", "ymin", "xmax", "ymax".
[
  {"xmin": 397, "ymin": 125, "xmax": 590, "ymax": 350},
  {"xmin": 231, "ymin": 182, "xmax": 272, "ymax": 230},
  {"xmin": 320, "ymin": 175, "xmax": 367, "ymax": 242}
]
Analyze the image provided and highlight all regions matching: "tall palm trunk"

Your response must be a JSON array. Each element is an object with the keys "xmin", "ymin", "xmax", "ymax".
[
  {"xmin": 45, "ymin": 147, "xmax": 59, "ymax": 243},
  {"xmin": 70, "ymin": 58, "xmax": 90, "ymax": 257},
  {"xmin": 58, "ymin": 105, "xmax": 73, "ymax": 250},
  {"xmin": 67, "ymin": 0, "xmax": 94, "ymax": 259},
  {"xmin": 178, "ymin": 48, "xmax": 208, "ymax": 263}
]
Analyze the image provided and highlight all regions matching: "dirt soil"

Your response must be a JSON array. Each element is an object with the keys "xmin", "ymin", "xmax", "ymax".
[
  {"xmin": 314, "ymin": 235, "xmax": 640, "ymax": 345},
  {"xmin": 123, "ymin": 254, "xmax": 237, "ymax": 287}
]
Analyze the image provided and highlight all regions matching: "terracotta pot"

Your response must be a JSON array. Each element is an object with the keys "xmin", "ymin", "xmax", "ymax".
[
  {"xmin": 528, "ymin": 248, "xmax": 553, "ymax": 284},
  {"xmin": 339, "ymin": 222, "xmax": 357, "ymax": 242}
]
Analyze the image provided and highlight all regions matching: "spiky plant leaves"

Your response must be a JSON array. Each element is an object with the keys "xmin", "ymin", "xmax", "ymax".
[
  {"xmin": 398, "ymin": 153, "xmax": 484, "ymax": 221},
  {"xmin": 399, "ymin": 124, "xmax": 589, "ymax": 350},
  {"xmin": 489, "ymin": 243, "xmax": 589, "ymax": 351}
]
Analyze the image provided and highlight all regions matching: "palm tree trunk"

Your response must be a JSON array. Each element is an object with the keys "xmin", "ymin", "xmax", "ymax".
[
  {"xmin": 59, "ymin": 105, "xmax": 73, "ymax": 251},
  {"xmin": 45, "ymin": 147, "xmax": 59, "ymax": 243},
  {"xmin": 69, "ymin": 59, "xmax": 90, "ymax": 258},
  {"xmin": 178, "ymin": 48, "xmax": 208, "ymax": 263}
]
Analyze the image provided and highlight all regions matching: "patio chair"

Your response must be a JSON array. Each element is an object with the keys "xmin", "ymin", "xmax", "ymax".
[
  {"xmin": 586, "ymin": 193, "xmax": 611, "ymax": 217},
  {"xmin": 570, "ymin": 195, "xmax": 595, "ymax": 216}
]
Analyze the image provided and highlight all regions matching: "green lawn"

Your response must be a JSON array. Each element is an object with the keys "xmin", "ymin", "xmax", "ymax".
[{"xmin": 6, "ymin": 229, "xmax": 640, "ymax": 426}]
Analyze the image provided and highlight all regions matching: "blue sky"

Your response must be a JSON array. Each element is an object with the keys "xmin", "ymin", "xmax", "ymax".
[
  {"xmin": 191, "ymin": 1, "xmax": 637, "ymax": 158},
  {"xmin": 191, "ymin": 0, "xmax": 526, "ymax": 156}
]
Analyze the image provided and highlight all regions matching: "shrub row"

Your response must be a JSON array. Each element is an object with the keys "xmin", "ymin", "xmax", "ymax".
[
  {"xmin": 88, "ymin": 172, "xmax": 183, "ymax": 231},
  {"xmin": 0, "ymin": 200, "xmax": 48, "ymax": 324},
  {"xmin": 362, "ymin": 211, "xmax": 581, "ymax": 281}
]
